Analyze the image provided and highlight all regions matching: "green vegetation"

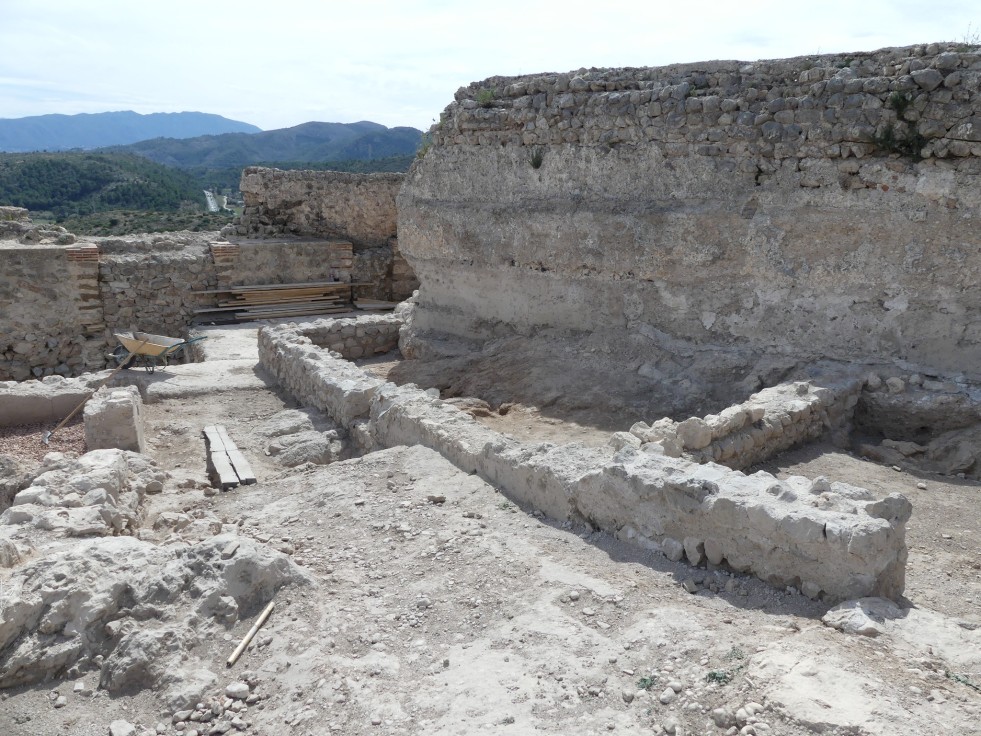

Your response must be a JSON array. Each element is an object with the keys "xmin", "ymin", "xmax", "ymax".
[
  {"xmin": 476, "ymin": 87, "xmax": 497, "ymax": 108},
  {"xmin": 952, "ymin": 23, "xmax": 980, "ymax": 51},
  {"xmin": 705, "ymin": 646, "xmax": 746, "ymax": 685},
  {"xmin": 636, "ymin": 675, "xmax": 656, "ymax": 691},
  {"xmin": 106, "ymin": 121, "xmax": 422, "ymax": 169},
  {"xmin": 0, "ymin": 152, "xmax": 204, "ymax": 220},
  {"xmin": 946, "ymin": 669, "xmax": 981, "ymax": 694},
  {"xmin": 886, "ymin": 91, "xmax": 911, "ymax": 119},
  {"xmin": 875, "ymin": 92, "xmax": 925, "ymax": 161},
  {"xmin": 0, "ymin": 127, "xmax": 418, "ymax": 236},
  {"xmin": 53, "ymin": 208, "xmax": 235, "ymax": 236}
]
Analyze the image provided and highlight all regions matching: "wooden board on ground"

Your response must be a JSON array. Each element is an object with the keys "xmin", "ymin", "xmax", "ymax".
[
  {"xmin": 202, "ymin": 424, "xmax": 255, "ymax": 489},
  {"xmin": 214, "ymin": 425, "xmax": 256, "ymax": 485},
  {"xmin": 202, "ymin": 426, "xmax": 239, "ymax": 490}
]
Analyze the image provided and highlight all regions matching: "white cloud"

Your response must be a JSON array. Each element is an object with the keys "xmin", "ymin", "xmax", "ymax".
[{"xmin": 0, "ymin": 0, "xmax": 976, "ymax": 130}]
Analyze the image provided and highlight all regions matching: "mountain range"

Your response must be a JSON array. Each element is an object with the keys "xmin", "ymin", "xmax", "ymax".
[
  {"xmin": 105, "ymin": 121, "xmax": 423, "ymax": 168},
  {"xmin": 0, "ymin": 111, "xmax": 261, "ymax": 152}
]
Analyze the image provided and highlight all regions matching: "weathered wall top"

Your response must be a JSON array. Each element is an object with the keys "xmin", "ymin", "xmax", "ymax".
[
  {"xmin": 433, "ymin": 42, "xmax": 981, "ymax": 163},
  {"xmin": 399, "ymin": 43, "xmax": 981, "ymax": 378}
]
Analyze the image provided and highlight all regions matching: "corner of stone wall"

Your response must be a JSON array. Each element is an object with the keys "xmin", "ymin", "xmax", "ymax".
[{"xmin": 258, "ymin": 324, "xmax": 911, "ymax": 602}]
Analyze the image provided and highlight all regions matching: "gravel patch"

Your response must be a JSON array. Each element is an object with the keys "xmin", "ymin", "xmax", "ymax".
[{"xmin": 0, "ymin": 416, "xmax": 86, "ymax": 469}]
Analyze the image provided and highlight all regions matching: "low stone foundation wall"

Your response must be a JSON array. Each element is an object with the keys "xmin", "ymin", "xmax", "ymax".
[
  {"xmin": 258, "ymin": 320, "xmax": 910, "ymax": 602},
  {"xmin": 634, "ymin": 378, "xmax": 863, "ymax": 469},
  {"xmin": 297, "ymin": 314, "xmax": 402, "ymax": 360},
  {"xmin": 0, "ymin": 373, "xmax": 111, "ymax": 427}
]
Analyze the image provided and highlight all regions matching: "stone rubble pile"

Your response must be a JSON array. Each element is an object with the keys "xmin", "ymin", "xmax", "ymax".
[
  {"xmin": 853, "ymin": 369, "xmax": 981, "ymax": 479},
  {"xmin": 0, "ymin": 533, "xmax": 308, "ymax": 703},
  {"xmin": 0, "ymin": 449, "xmax": 165, "ymax": 544},
  {"xmin": 257, "ymin": 408, "xmax": 349, "ymax": 468},
  {"xmin": 0, "ymin": 206, "xmax": 76, "ymax": 245}
]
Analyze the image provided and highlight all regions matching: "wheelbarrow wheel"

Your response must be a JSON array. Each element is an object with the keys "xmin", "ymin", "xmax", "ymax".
[{"xmin": 112, "ymin": 345, "xmax": 135, "ymax": 369}]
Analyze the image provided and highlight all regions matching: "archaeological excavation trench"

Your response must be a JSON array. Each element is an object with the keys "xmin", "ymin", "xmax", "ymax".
[{"xmin": 3, "ymin": 41, "xmax": 981, "ymax": 736}]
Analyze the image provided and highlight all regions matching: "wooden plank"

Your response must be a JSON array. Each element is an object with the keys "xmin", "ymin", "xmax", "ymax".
[
  {"xmin": 222, "ymin": 292, "xmax": 350, "ymax": 305},
  {"xmin": 214, "ymin": 425, "xmax": 256, "ymax": 486},
  {"xmin": 191, "ymin": 281, "xmax": 373, "ymax": 295},
  {"xmin": 234, "ymin": 308, "xmax": 353, "ymax": 321},
  {"xmin": 218, "ymin": 295, "xmax": 348, "ymax": 307},
  {"xmin": 202, "ymin": 425, "xmax": 239, "ymax": 490},
  {"xmin": 195, "ymin": 300, "xmax": 347, "ymax": 314}
]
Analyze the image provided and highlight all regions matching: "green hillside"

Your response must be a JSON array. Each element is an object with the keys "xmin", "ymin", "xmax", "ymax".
[
  {"xmin": 0, "ymin": 152, "xmax": 205, "ymax": 220},
  {"xmin": 106, "ymin": 121, "xmax": 422, "ymax": 169}
]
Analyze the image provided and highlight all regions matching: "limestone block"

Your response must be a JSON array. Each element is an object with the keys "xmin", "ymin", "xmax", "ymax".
[
  {"xmin": 84, "ymin": 386, "xmax": 145, "ymax": 453},
  {"xmin": 677, "ymin": 417, "xmax": 712, "ymax": 449}
]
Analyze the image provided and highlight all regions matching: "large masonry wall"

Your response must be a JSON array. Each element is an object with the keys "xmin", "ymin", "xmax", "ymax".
[
  {"xmin": 233, "ymin": 168, "xmax": 419, "ymax": 301},
  {"xmin": 398, "ymin": 43, "xmax": 981, "ymax": 376}
]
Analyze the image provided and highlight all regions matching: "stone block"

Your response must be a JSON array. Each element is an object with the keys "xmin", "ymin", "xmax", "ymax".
[{"xmin": 83, "ymin": 386, "xmax": 145, "ymax": 453}]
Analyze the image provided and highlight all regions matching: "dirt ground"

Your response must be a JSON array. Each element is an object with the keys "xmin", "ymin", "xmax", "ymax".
[{"xmin": 2, "ymin": 340, "xmax": 981, "ymax": 736}]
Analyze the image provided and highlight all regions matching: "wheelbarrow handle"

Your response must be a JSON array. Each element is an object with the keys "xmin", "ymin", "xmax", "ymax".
[{"xmin": 43, "ymin": 337, "xmax": 150, "ymax": 444}]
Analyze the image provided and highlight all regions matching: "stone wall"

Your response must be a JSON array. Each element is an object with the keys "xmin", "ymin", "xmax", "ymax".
[
  {"xmin": 0, "ymin": 372, "xmax": 111, "ymax": 427},
  {"xmin": 634, "ymin": 376, "xmax": 863, "ymax": 470},
  {"xmin": 211, "ymin": 239, "xmax": 353, "ymax": 290},
  {"xmin": 399, "ymin": 43, "xmax": 981, "ymax": 377},
  {"xmin": 98, "ymin": 238, "xmax": 217, "ymax": 341},
  {"xmin": 0, "ymin": 243, "xmax": 105, "ymax": 380},
  {"xmin": 258, "ymin": 319, "xmax": 911, "ymax": 602},
  {"xmin": 0, "ymin": 233, "xmax": 368, "ymax": 382},
  {"xmin": 232, "ymin": 167, "xmax": 418, "ymax": 301},
  {"xmin": 298, "ymin": 313, "xmax": 402, "ymax": 360}
]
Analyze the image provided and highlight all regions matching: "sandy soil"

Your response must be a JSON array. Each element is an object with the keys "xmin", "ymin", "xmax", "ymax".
[{"xmin": 3, "ymin": 334, "xmax": 981, "ymax": 736}]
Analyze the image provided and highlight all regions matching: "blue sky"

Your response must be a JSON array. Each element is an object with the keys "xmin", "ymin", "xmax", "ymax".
[{"xmin": 0, "ymin": 0, "xmax": 977, "ymax": 132}]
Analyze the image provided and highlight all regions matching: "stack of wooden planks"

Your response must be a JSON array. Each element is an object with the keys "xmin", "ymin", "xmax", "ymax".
[
  {"xmin": 203, "ymin": 425, "xmax": 257, "ymax": 490},
  {"xmin": 354, "ymin": 298, "xmax": 399, "ymax": 311},
  {"xmin": 193, "ymin": 281, "xmax": 372, "ymax": 322}
]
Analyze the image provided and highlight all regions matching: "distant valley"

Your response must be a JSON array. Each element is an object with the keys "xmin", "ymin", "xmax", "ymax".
[{"xmin": 0, "ymin": 112, "xmax": 423, "ymax": 236}]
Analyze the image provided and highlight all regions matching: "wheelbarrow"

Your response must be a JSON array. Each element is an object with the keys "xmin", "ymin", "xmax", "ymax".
[{"xmin": 111, "ymin": 331, "xmax": 207, "ymax": 373}]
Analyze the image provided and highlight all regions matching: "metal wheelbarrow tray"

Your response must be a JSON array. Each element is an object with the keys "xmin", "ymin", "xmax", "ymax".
[{"xmin": 112, "ymin": 331, "xmax": 206, "ymax": 372}]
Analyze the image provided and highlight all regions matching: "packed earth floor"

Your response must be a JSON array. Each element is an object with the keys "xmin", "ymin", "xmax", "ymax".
[{"xmin": 1, "ymin": 323, "xmax": 980, "ymax": 736}]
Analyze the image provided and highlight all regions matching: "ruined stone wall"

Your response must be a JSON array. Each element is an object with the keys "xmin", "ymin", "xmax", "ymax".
[
  {"xmin": 399, "ymin": 43, "xmax": 981, "ymax": 377},
  {"xmin": 633, "ymin": 377, "xmax": 863, "ymax": 470},
  {"xmin": 98, "ymin": 239, "xmax": 217, "ymax": 340},
  {"xmin": 0, "ymin": 234, "xmax": 367, "ymax": 381},
  {"xmin": 258, "ymin": 319, "xmax": 911, "ymax": 602},
  {"xmin": 0, "ymin": 244, "xmax": 104, "ymax": 380},
  {"xmin": 210, "ymin": 239, "xmax": 353, "ymax": 289},
  {"xmin": 299, "ymin": 313, "xmax": 402, "ymax": 360},
  {"xmin": 232, "ymin": 168, "xmax": 419, "ymax": 301}
]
